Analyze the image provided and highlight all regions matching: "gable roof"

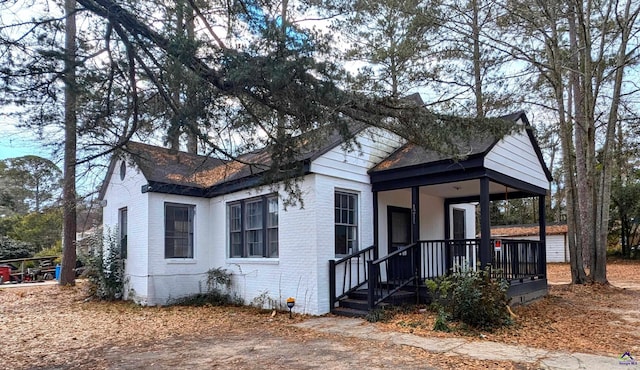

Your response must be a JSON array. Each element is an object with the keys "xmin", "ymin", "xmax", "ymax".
[
  {"xmin": 99, "ymin": 124, "xmax": 367, "ymax": 199},
  {"xmin": 370, "ymin": 111, "xmax": 543, "ymax": 174}
]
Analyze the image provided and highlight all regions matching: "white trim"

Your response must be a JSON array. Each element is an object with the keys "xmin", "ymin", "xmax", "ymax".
[
  {"xmin": 334, "ymin": 188, "xmax": 361, "ymax": 256},
  {"xmin": 165, "ymin": 259, "xmax": 198, "ymax": 265},
  {"xmin": 225, "ymin": 258, "xmax": 280, "ymax": 265}
]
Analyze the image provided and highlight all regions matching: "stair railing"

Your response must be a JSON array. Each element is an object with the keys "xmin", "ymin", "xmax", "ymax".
[
  {"xmin": 367, "ymin": 242, "xmax": 419, "ymax": 310},
  {"xmin": 329, "ymin": 245, "xmax": 378, "ymax": 309}
]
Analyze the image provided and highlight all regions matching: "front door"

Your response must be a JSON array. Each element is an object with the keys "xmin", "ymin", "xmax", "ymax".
[
  {"xmin": 452, "ymin": 208, "xmax": 473, "ymax": 270},
  {"xmin": 388, "ymin": 206, "xmax": 412, "ymax": 280}
]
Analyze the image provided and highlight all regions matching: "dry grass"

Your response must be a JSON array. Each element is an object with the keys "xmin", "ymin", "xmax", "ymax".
[
  {"xmin": 1, "ymin": 260, "xmax": 639, "ymax": 369},
  {"xmin": 375, "ymin": 260, "xmax": 640, "ymax": 357}
]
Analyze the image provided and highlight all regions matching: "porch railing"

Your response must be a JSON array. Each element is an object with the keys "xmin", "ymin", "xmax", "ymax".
[
  {"xmin": 418, "ymin": 239, "xmax": 545, "ymax": 282},
  {"xmin": 493, "ymin": 239, "xmax": 545, "ymax": 281},
  {"xmin": 419, "ymin": 239, "xmax": 480, "ymax": 279},
  {"xmin": 329, "ymin": 245, "xmax": 377, "ymax": 309},
  {"xmin": 367, "ymin": 243, "xmax": 419, "ymax": 309},
  {"xmin": 329, "ymin": 238, "xmax": 545, "ymax": 311}
]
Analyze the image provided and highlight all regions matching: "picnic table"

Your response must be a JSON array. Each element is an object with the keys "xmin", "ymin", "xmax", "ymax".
[{"xmin": 0, "ymin": 256, "xmax": 58, "ymax": 283}]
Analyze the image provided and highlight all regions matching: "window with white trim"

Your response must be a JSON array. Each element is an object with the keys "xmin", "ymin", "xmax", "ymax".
[
  {"xmin": 228, "ymin": 195, "xmax": 278, "ymax": 258},
  {"xmin": 335, "ymin": 191, "xmax": 358, "ymax": 256},
  {"xmin": 165, "ymin": 203, "xmax": 195, "ymax": 258}
]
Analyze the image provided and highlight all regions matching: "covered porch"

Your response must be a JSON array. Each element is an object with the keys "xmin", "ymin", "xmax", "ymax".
[{"xmin": 329, "ymin": 112, "xmax": 553, "ymax": 315}]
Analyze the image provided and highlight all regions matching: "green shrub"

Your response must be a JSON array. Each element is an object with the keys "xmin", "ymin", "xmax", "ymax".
[
  {"xmin": 82, "ymin": 228, "xmax": 125, "ymax": 301},
  {"xmin": 0, "ymin": 235, "xmax": 34, "ymax": 259},
  {"xmin": 366, "ymin": 306, "xmax": 395, "ymax": 323},
  {"xmin": 433, "ymin": 308, "xmax": 451, "ymax": 332},
  {"xmin": 34, "ymin": 240, "xmax": 62, "ymax": 264},
  {"xmin": 427, "ymin": 267, "xmax": 512, "ymax": 331},
  {"xmin": 169, "ymin": 267, "xmax": 242, "ymax": 307}
]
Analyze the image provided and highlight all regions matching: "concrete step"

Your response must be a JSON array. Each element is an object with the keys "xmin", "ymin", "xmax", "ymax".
[{"xmin": 331, "ymin": 306, "xmax": 369, "ymax": 318}]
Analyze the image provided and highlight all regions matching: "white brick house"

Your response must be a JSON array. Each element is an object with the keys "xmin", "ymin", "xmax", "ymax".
[{"xmin": 100, "ymin": 112, "xmax": 552, "ymax": 315}]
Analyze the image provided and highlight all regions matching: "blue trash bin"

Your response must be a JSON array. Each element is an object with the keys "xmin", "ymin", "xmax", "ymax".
[{"xmin": 55, "ymin": 265, "xmax": 61, "ymax": 280}]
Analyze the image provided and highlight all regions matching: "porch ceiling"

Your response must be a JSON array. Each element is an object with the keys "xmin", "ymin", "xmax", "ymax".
[{"xmin": 420, "ymin": 180, "xmax": 519, "ymax": 199}]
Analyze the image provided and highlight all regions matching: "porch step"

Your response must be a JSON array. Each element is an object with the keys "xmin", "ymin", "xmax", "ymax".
[
  {"xmin": 331, "ymin": 288, "xmax": 417, "ymax": 317},
  {"xmin": 331, "ymin": 306, "xmax": 369, "ymax": 318},
  {"xmin": 339, "ymin": 298, "xmax": 370, "ymax": 311}
]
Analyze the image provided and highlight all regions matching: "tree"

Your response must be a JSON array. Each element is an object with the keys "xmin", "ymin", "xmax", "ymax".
[
  {"xmin": 0, "ymin": 235, "xmax": 34, "ymax": 260},
  {"xmin": 1, "ymin": 156, "xmax": 62, "ymax": 213},
  {"xmin": 7, "ymin": 208, "xmax": 63, "ymax": 253},
  {"xmin": 1, "ymin": 0, "xmax": 519, "ymax": 286},
  {"xmin": 611, "ymin": 179, "xmax": 640, "ymax": 258},
  {"xmin": 335, "ymin": 0, "xmax": 440, "ymax": 98},
  {"xmin": 60, "ymin": 0, "xmax": 78, "ymax": 285},
  {"xmin": 495, "ymin": 0, "xmax": 640, "ymax": 283},
  {"xmin": 431, "ymin": 0, "xmax": 517, "ymax": 117}
]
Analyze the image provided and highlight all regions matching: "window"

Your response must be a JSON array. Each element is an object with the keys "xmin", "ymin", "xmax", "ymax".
[
  {"xmin": 118, "ymin": 207, "xmax": 128, "ymax": 259},
  {"xmin": 165, "ymin": 203, "xmax": 195, "ymax": 258},
  {"xmin": 228, "ymin": 195, "xmax": 278, "ymax": 258},
  {"xmin": 335, "ymin": 191, "xmax": 358, "ymax": 256},
  {"xmin": 119, "ymin": 161, "xmax": 126, "ymax": 180}
]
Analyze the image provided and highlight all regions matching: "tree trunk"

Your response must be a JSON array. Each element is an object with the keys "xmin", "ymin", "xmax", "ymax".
[
  {"xmin": 472, "ymin": 0, "xmax": 484, "ymax": 118},
  {"xmin": 60, "ymin": 0, "xmax": 77, "ymax": 286},
  {"xmin": 565, "ymin": 5, "xmax": 588, "ymax": 283},
  {"xmin": 593, "ymin": 0, "xmax": 636, "ymax": 282}
]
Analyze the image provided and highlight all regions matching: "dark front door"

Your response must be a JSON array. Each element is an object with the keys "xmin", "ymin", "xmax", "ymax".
[{"xmin": 388, "ymin": 206, "xmax": 412, "ymax": 281}]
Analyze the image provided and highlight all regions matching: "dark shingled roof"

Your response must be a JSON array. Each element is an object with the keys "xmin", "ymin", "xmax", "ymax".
[
  {"xmin": 125, "ymin": 142, "xmax": 231, "ymax": 189},
  {"xmin": 100, "ymin": 123, "xmax": 367, "ymax": 198},
  {"xmin": 370, "ymin": 111, "xmax": 526, "ymax": 173}
]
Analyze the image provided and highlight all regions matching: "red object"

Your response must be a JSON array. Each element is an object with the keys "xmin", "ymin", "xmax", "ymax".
[{"xmin": 0, "ymin": 266, "xmax": 11, "ymax": 283}]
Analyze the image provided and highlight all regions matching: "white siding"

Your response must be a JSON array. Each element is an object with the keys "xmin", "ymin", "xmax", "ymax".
[
  {"xmin": 514, "ymin": 234, "xmax": 568, "ymax": 263},
  {"xmin": 485, "ymin": 129, "xmax": 549, "ymax": 190},
  {"xmin": 546, "ymin": 234, "xmax": 568, "ymax": 263},
  {"xmin": 311, "ymin": 127, "xmax": 404, "ymax": 183},
  {"xmin": 144, "ymin": 193, "xmax": 212, "ymax": 305},
  {"xmin": 101, "ymin": 159, "xmax": 150, "ymax": 301},
  {"xmin": 216, "ymin": 179, "xmax": 321, "ymax": 315},
  {"xmin": 420, "ymin": 194, "xmax": 446, "ymax": 240},
  {"xmin": 196, "ymin": 172, "xmax": 374, "ymax": 316},
  {"xmin": 101, "ymin": 134, "xmax": 385, "ymax": 314}
]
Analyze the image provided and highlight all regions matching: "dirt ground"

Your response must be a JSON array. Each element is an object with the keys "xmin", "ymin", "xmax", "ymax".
[{"xmin": 1, "ymin": 261, "xmax": 639, "ymax": 369}]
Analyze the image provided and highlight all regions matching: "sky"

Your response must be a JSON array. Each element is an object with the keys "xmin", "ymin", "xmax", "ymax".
[{"xmin": 0, "ymin": 120, "xmax": 57, "ymax": 162}]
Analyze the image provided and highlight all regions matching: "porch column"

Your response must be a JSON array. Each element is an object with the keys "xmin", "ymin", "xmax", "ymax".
[
  {"xmin": 411, "ymin": 186, "xmax": 420, "ymax": 243},
  {"xmin": 411, "ymin": 186, "xmax": 420, "ymax": 279},
  {"xmin": 479, "ymin": 177, "xmax": 491, "ymax": 268},
  {"xmin": 444, "ymin": 199, "xmax": 451, "ymax": 240},
  {"xmin": 373, "ymin": 191, "xmax": 379, "ymax": 250},
  {"xmin": 538, "ymin": 194, "xmax": 547, "ymax": 277}
]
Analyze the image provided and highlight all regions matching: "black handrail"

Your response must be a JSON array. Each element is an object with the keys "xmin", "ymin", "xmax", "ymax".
[
  {"xmin": 330, "ymin": 238, "xmax": 545, "ymax": 312},
  {"xmin": 329, "ymin": 245, "xmax": 377, "ymax": 309},
  {"xmin": 418, "ymin": 238, "xmax": 545, "ymax": 282},
  {"xmin": 491, "ymin": 239, "xmax": 545, "ymax": 281},
  {"xmin": 367, "ymin": 242, "xmax": 419, "ymax": 310}
]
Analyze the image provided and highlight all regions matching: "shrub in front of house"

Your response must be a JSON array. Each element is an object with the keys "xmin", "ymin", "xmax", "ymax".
[
  {"xmin": 82, "ymin": 228, "xmax": 125, "ymax": 301},
  {"xmin": 168, "ymin": 267, "xmax": 243, "ymax": 307},
  {"xmin": 427, "ymin": 267, "xmax": 512, "ymax": 331}
]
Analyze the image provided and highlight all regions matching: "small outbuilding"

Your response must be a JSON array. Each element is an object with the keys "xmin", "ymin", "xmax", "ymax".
[{"xmin": 491, "ymin": 223, "xmax": 569, "ymax": 263}]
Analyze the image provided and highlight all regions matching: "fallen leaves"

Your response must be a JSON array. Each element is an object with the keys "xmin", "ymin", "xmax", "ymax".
[
  {"xmin": 1, "ymin": 260, "xmax": 639, "ymax": 369},
  {"xmin": 376, "ymin": 260, "xmax": 640, "ymax": 357}
]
